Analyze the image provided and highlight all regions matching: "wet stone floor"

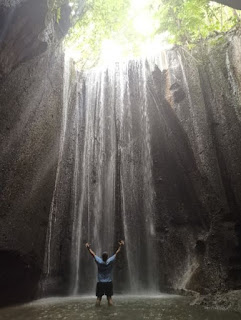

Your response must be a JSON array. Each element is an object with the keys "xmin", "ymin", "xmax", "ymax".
[{"xmin": 0, "ymin": 295, "xmax": 240, "ymax": 320}]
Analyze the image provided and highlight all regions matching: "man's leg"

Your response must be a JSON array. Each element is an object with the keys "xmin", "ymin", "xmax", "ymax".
[
  {"xmin": 107, "ymin": 296, "xmax": 113, "ymax": 306},
  {"xmin": 96, "ymin": 282, "xmax": 103, "ymax": 307},
  {"xmin": 106, "ymin": 282, "xmax": 114, "ymax": 306},
  {"xmin": 96, "ymin": 296, "xmax": 102, "ymax": 307}
]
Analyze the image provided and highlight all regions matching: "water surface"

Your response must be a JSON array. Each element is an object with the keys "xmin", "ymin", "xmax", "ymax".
[{"xmin": 0, "ymin": 295, "xmax": 239, "ymax": 320}]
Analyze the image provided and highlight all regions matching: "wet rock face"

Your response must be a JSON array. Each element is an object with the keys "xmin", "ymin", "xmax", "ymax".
[
  {"xmin": 0, "ymin": 250, "xmax": 40, "ymax": 307},
  {"xmin": 0, "ymin": 47, "xmax": 66, "ymax": 306},
  {"xmin": 160, "ymin": 33, "xmax": 241, "ymax": 293},
  {"xmin": 0, "ymin": 0, "xmax": 74, "ymax": 307},
  {"xmin": 169, "ymin": 82, "xmax": 186, "ymax": 103},
  {"xmin": 1, "ymin": 0, "xmax": 241, "ymax": 308},
  {"xmin": 0, "ymin": 0, "xmax": 48, "ymax": 78},
  {"xmin": 214, "ymin": 0, "xmax": 241, "ymax": 10},
  {"xmin": 0, "ymin": 0, "xmax": 71, "ymax": 79}
]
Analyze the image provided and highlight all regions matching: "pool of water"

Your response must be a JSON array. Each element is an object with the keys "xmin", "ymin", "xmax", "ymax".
[{"xmin": 0, "ymin": 295, "xmax": 240, "ymax": 320}]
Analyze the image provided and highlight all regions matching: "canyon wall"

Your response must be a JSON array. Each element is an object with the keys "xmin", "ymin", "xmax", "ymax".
[
  {"xmin": 1, "ymin": 0, "xmax": 241, "ymax": 307},
  {"xmin": 153, "ymin": 32, "xmax": 241, "ymax": 293},
  {"xmin": 0, "ymin": 0, "xmax": 77, "ymax": 306}
]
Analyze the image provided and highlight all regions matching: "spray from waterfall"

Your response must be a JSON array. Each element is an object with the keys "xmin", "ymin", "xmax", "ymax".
[
  {"xmin": 43, "ymin": 55, "xmax": 71, "ymax": 277},
  {"xmin": 70, "ymin": 53, "xmax": 167, "ymax": 294}
]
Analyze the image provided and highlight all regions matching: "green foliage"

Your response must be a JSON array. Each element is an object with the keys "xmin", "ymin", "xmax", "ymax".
[
  {"xmin": 65, "ymin": 0, "xmax": 130, "ymax": 69},
  {"xmin": 51, "ymin": 0, "xmax": 65, "ymax": 23},
  {"xmin": 64, "ymin": 0, "xmax": 241, "ymax": 69},
  {"xmin": 151, "ymin": 0, "xmax": 241, "ymax": 45},
  {"xmin": 51, "ymin": 0, "xmax": 83, "ymax": 24},
  {"xmin": 56, "ymin": 7, "xmax": 61, "ymax": 23}
]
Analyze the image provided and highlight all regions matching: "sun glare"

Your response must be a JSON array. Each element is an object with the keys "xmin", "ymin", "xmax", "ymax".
[
  {"xmin": 65, "ymin": 0, "xmax": 170, "ymax": 68},
  {"xmin": 131, "ymin": 0, "xmax": 151, "ymax": 10},
  {"xmin": 131, "ymin": 0, "xmax": 157, "ymax": 36},
  {"xmin": 99, "ymin": 40, "xmax": 124, "ymax": 65},
  {"xmin": 133, "ymin": 13, "xmax": 154, "ymax": 36},
  {"xmin": 97, "ymin": 0, "xmax": 169, "ymax": 65}
]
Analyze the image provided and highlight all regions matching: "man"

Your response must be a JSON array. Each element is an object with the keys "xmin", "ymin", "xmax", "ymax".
[{"xmin": 85, "ymin": 240, "xmax": 124, "ymax": 306}]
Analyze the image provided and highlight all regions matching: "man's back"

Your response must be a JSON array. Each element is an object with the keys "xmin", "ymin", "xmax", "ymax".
[
  {"xmin": 95, "ymin": 255, "xmax": 116, "ymax": 282},
  {"xmin": 85, "ymin": 240, "xmax": 124, "ymax": 306}
]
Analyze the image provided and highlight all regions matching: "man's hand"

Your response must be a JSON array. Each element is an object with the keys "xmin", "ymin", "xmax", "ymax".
[
  {"xmin": 118, "ymin": 240, "xmax": 124, "ymax": 246},
  {"xmin": 85, "ymin": 243, "xmax": 95, "ymax": 258},
  {"xmin": 85, "ymin": 242, "xmax": 90, "ymax": 249},
  {"xmin": 115, "ymin": 240, "xmax": 124, "ymax": 256}
]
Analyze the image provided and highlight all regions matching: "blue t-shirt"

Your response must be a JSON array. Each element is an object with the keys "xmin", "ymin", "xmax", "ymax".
[{"xmin": 95, "ymin": 254, "xmax": 116, "ymax": 282}]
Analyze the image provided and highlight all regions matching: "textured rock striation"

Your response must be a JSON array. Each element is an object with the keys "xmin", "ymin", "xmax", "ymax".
[
  {"xmin": 214, "ymin": 0, "xmax": 241, "ymax": 10},
  {"xmin": 1, "ymin": 0, "xmax": 241, "ymax": 308},
  {"xmin": 46, "ymin": 32, "xmax": 241, "ymax": 297},
  {"xmin": 0, "ymin": 0, "xmax": 77, "ymax": 306},
  {"xmin": 153, "ymin": 32, "xmax": 241, "ymax": 294}
]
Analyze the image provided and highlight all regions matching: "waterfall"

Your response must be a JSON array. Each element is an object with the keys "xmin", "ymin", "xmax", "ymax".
[
  {"xmin": 70, "ymin": 55, "xmax": 167, "ymax": 294},
  {"xmin": 43, "ymin": 55, "xmax": 72, "ymax": 279}
]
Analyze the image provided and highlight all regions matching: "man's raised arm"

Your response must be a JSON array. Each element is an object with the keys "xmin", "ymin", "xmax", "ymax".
[
  {"xmin": 85, "ymin": 243, "xmax": 96, "ymax": 258},
  {"xmin": 115, "ymin": 240, "xmax": 124, "ymax": 256}
]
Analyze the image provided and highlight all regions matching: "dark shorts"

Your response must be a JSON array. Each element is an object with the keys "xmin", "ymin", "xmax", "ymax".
[{"xmin": 96, "ymin": 281, "xmax": 113, "ymax": 297}]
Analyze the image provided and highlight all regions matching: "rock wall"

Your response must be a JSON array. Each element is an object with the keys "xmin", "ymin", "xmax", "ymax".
[
  {"xmin": 0, "ymin": 0, "xmax": 76, "ymax": 307},
  {"xmin": 1, "ymin": 0, "xmax": 241, "ymax": 307},
  {"xmin": 214, "ymin": 0, "xmax": 241, "ymax": 10},
  {"xmin": 158, "ymin": 31, "xmax": 241, "ymax": 293},
  {"xmin": 45, "ymin": 31, "xmax": 241, "ymax": 297}
]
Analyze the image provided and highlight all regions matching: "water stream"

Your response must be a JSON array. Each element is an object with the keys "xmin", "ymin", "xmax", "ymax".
[
  {"xmin": 42, "ymin": 52, "xmax": 204, "ymax": 296},
  {"xmin": 70, "ymin": 57, "xmax": 167, "ymax": 294},
  {"xmin": 43, "ymin": 55, "xmax": 72, "ymax": 277}
]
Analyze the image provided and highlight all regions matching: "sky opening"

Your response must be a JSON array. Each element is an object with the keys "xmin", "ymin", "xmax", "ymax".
[{"xmin": 65, "ymin": 0, "xmax": 171, "ymax": 68}]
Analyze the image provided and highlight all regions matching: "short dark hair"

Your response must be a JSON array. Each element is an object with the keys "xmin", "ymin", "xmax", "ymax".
[{"xmin": 102, "ymin": 252, "xmax": 108, "ymax": 262}]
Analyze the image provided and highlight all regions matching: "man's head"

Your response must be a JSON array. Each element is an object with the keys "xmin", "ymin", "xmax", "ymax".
[{"xmin": 102, "ymin": 252, "xmax": 108, "ymax": 262}]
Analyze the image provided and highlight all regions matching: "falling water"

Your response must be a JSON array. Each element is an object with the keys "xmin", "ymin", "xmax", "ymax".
[
  {"xmin": 70, "ymin": 54, "xmax": 167, "ymax": 294},
  {"xmin": 43, "ymin": 55, "xmax": 72, "ymax": 277}
]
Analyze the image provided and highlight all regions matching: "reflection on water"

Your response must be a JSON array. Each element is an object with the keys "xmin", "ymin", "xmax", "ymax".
[{"xmin": 0, "ymin": 295, "xmax": 239, "ymax": 320}]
